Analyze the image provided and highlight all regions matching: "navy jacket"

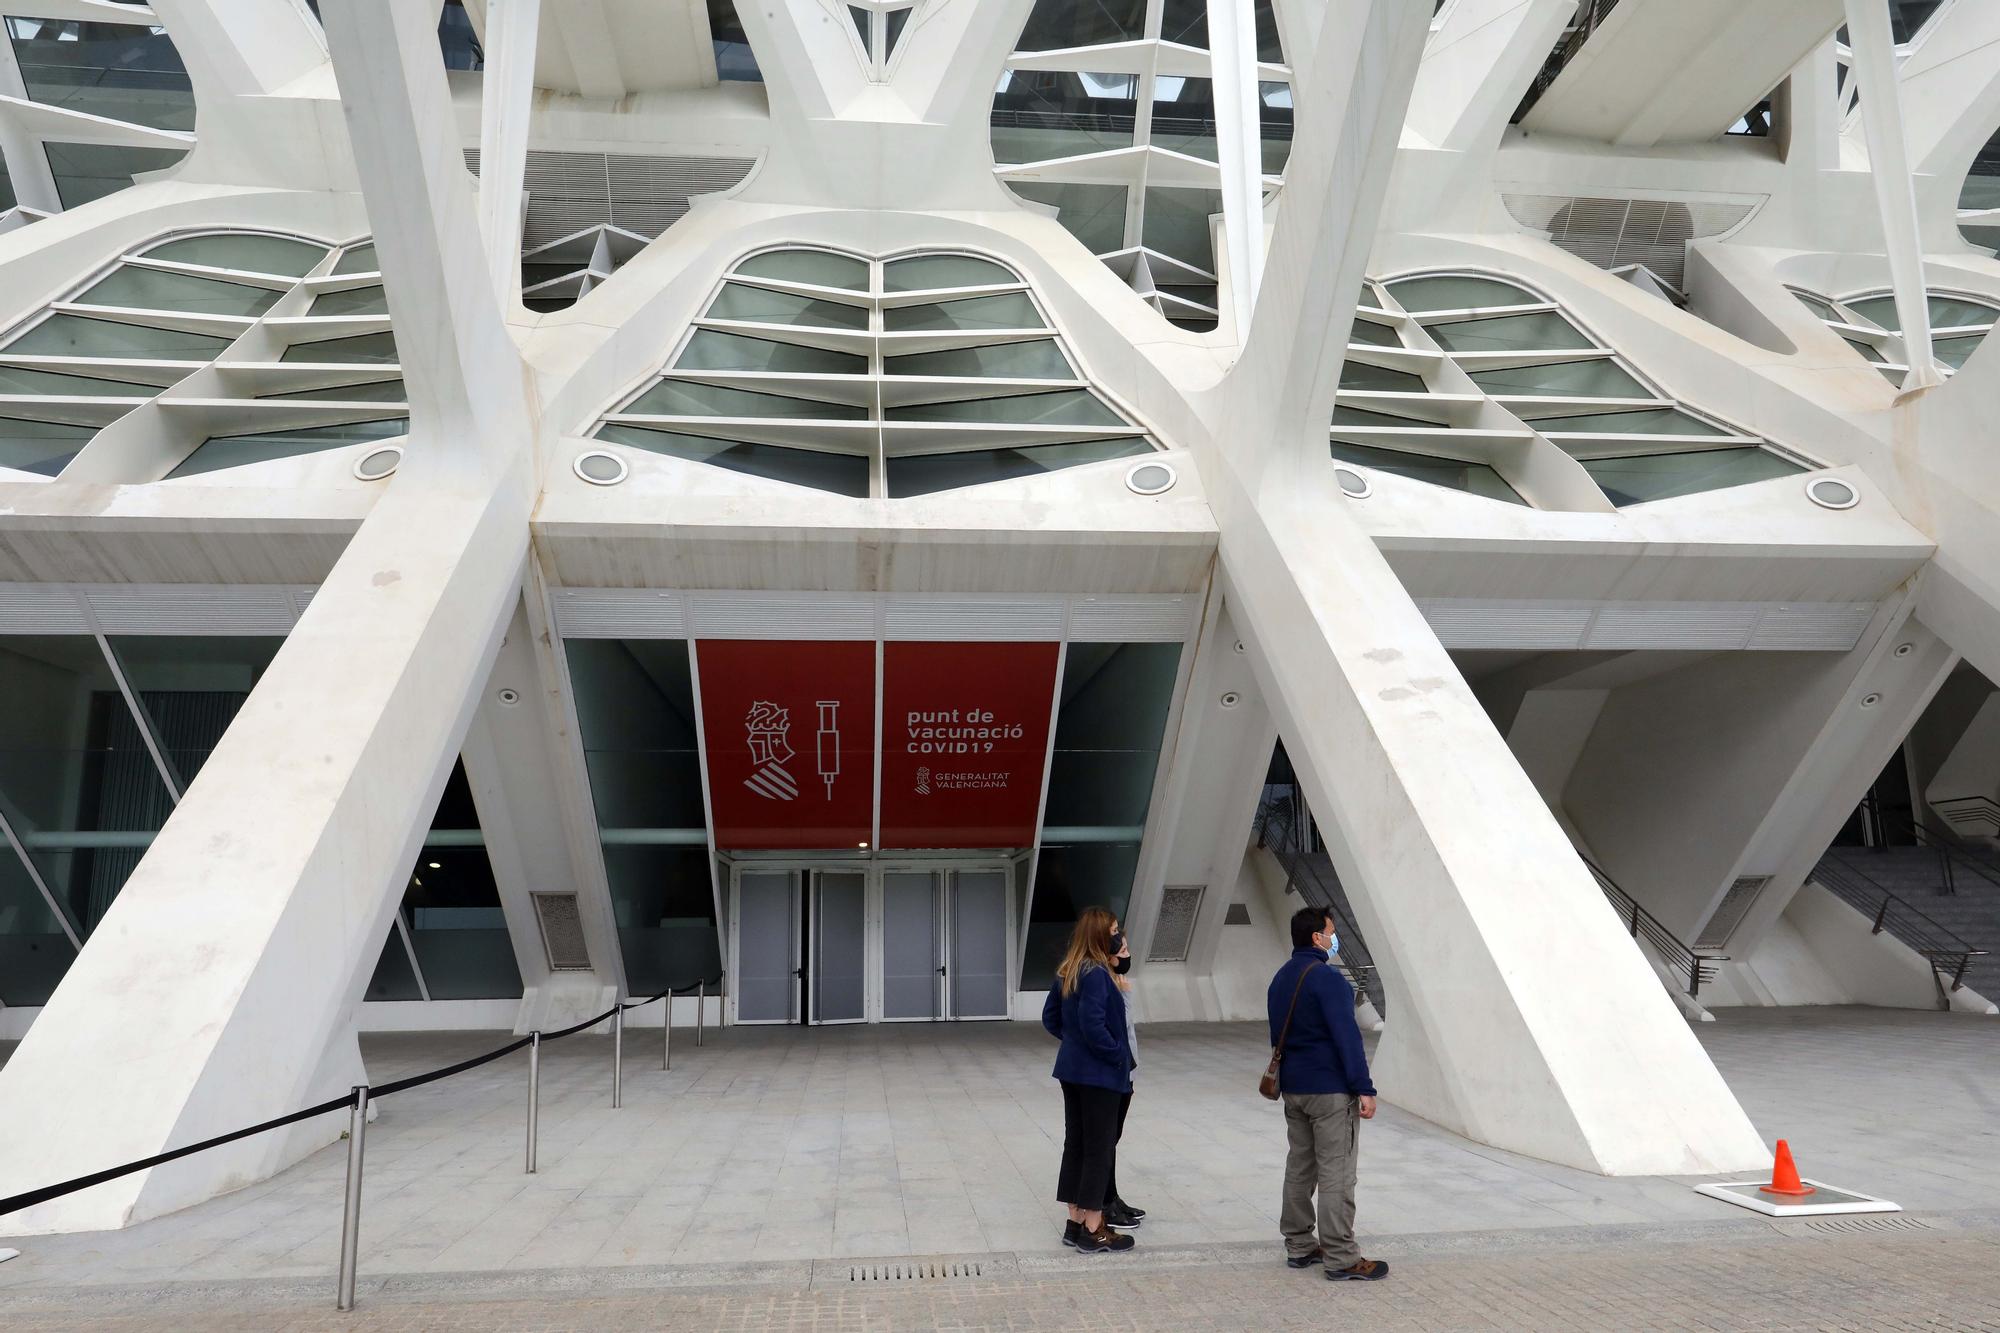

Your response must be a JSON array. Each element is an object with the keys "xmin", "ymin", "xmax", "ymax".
[
  {"xmin": 1041, "ymin": 963, "xmax": 1135, "ymax": 1094},
  {"xmin": 1266, "ymin": 947, "xmax": 1375, "ymax": 1097}
]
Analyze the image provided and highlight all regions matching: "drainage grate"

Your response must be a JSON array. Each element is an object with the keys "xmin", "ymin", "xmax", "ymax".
[
  {"xmin": 1802, "ymin": 1215, "xmax": 1931, "ymax": 1237},
  {"xmin": 849, "ymin": 1260, "xmax": 983, "ymax": 1282}
]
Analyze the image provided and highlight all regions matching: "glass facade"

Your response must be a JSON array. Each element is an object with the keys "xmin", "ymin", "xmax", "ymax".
[
  {"xmin": 5, "ymin": 18, "xmax": 194, "ymax": 132},
  {"xmin": 44, "ymin": 143, "xmax": 189, "ymax": 210},
  {"xmin": 1023, "ymin": 642, "xmax": 1180, "ymax": 989},
  {"xmin": 562, "ymin": 639, "xmax": 721, "ymax": 995}
]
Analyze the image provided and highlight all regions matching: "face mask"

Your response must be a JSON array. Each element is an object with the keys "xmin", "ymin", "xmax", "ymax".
[
  {"xmin": 1112, "ymin": 954, "xmax": 1132, "ymax": 975},
  {"xmin": 1325, "ymin": 932, "xmax": 1340, "ymax": 956}
]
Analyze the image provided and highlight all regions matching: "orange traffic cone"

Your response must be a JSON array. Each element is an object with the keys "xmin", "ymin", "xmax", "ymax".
[{"xmin": 1759, "ymin": 1139, "xmax": 1817, "ymax": 1197}]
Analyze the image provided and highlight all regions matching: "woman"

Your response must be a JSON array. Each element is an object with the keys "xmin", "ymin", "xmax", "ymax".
[{"xmin": 1040, "ymin": 907, "xmax": 1137, "ymax": 1254}]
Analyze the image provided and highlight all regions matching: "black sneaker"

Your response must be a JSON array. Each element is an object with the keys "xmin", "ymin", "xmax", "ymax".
[
  {"xmin": 1110, "ymin": 1198, "xmax": 1147, "ymax": 1221},
  {"xmin": 1074, "ymin": 1224, "xmax": 1135, "ymax": 1254},
  {"xmin": 1286, "ymin": 1248, "xmax": 1324, "ymax": 1269},
  {"xmin": 1326, "ymin": 1258, "xmax": 1389, "ymax": 1281},
  {"xmin": 1104, "ymin": 1203, "xmax": 1144, "ymax": 1229},
  {"xmin": 1062, "ymin": 1219, "xmax": 1082, "ymax": 1248}
]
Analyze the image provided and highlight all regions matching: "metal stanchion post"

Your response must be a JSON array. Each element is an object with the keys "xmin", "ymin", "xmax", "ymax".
[
  {"xmin": 612, "ymin": 1004, "xmax": 624, "ymax": 1109},
  {"xmin": 662, "ymin": 988, "xmax": 673, "ymax": 1071},
  {"xmin": 335, "ymin": 1085, "xmax": 369, "ymax": 1312},
  {"xmin": 696, "ymin": 980, "xmax": 706, "ymax": 1047},
  {"xmin": 525, "ymin": 1031, "xmax": 541, "ymax": 1174}
]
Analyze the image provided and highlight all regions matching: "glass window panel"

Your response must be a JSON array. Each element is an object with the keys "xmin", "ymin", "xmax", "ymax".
[
  {"xmin": 709, "ymin": 0, "xmax": 762, "ymax": 81},
  {"xmin": 257, "ymin": 378, "xmax": 407, "ymax": 403},
  {"xmin": 1889, "ymin": 0, "xmax": 1944, "ymax": 44},
  {"xmin": 1151, "ymin": 76, "xmax": 1218, "ymax": 162},
  {"xmin": 604, "ymin": 846, "xmax": 722, "ymax": 994},
  {"xmin": 1159, "ymin": 0, "xmax": 1206, "ymax": 46},
  {"xmin": 626, "ymin": 378, "xmax": 867, "ymax": 420},
  {"xmin": 389, "ymin": 761, "xmax": 521, "ymax": 1000},
  {"xmin": 0, "ymin": 417, "xmax": 94, "ymax": 475},
  {"xmin": 1846, "ymin": 293, "xmax": 2000, "ymax": 331},
  {"xmin": 6, "ymin": 18, "xmax": 194, "ymax": 131},
  {"xmin": 0, "ymin": 635, "xmax": 173, "ymax": 943},
  {"xmin": 884, "ymin": 338, "xmax": 1073, "ymax": 378},
  {"xmin": 75, "ymin": 266, "xmax": 279, "ymax": 318},
  {"xmin": 848, "ymin": 4, "xmax": 871, "ymax": 53},
  {"xmin": 1140, "ymin": 188, "xmax": 1222, "ymax": 272},
  {"xmin": 1330, "ymin": 440, "xmax": 1527, "ymax": 504},
  {"xmin": 1260, "ymin": 80, "xmax": 1294, "ymax": 175},
  {"xmin": 308, "ymin": 285, "xmax": 388, "ymax": 317},
  {"xmin": 1386, "ymin": 274, "xmax": 1540, "ymax": 311},
  {"xmin": 1024, "ymin": 842, "xmax": 1141, "ymax": 991},
  {"xmin": 364, "ymin": 932, "xmax": 423, "ymax": 1001},
  {"xmin": 1254, "ymin": 0, "xmax": 1285, "ymax": 62},
  {"xmin": 166, "ymin": 416, "xmax": 409, "ymax": 478},
  {"xmin": 1016, "ymin": 0, "xmax": 1146, "ymax": 50},
  {"xmin": 1842, "ymin": 335, "xmax": 1888, "ymax": 363},
  {"xmin": 0, "ymin": 156, "xmax": 15, "ymax": 212},
  {"xmin": 595, "ymin": 422, "xmax": 872, "ymax": 496},
  {"xmin": 885, "ymin": 437, "xmax": 1151, "ymax": 496},
  {"xmin": 883, "ymin": 253, "xmax": 1020, "ymax": 292},
  {"xmin": 0, "ymin": 845, "xmax": 72, "ymax": 1005},
  {"xmin": 886, "ymin": 5, "xmax": 912, "ymax": 54},
  {"xmin": 1429, "ymin": 311, "xmax": 1595, "ymax": 353},
  {"xmin": 331, "ymin": 243, "xmax": 378, "ymax": 276},
  {"xmin": 1349, "ymin": 318, "xmax": 1401, "ymax": 348},
  {"xmin": 1528, "ymin": 408, "xmax": 1726, "ymax": 435},
  {"xmin": 0, "ymin": 365, "xmax": 154, "ymax": 396},
  {"xmin": 142, "ymin": 233, "xmax": 327, "ymax": 277},
  {"xmin": 733, "ymin": 248, "xmax": 869, "ymax": 290},
  {"xmin": 5, "ymin": 312, "xmax": 229, "ymax": 360},
  {"xmin": 1578, "ymin": 447, "xmax": 1805, "ymax": 506},
  {"xmin": 105, "ymin": 636, "xmax": 283, "ymax": 788},
  {"xmin": 1468, "ymin": 358, "xmax": 1647, "ymax": 397},
  {"xmin": 1332, "ymin": 403, "xmax": 1445, "ymax": 428},
  {"xmin": 1005, "ymin": 181, "xmax": 1128, "ymax": 254},
  {"xmin": 1791, "ymin": 290, "xmax": 1840, "ymax": 321},
  {"xmin": 1339, "ymin": 360, "xmax": 1426, "ymax": 393},
  {"xmin": 437, "ymin": 0, "xmax": 483, "ymax": 70},
  {"xmin": 1935, "ymin": 334, "xmax": 1986, "ymax": 370},
  {"xmin": 44, "ymin": 142, "xmax": 188, "ymax": 210},
  {"xmin": 675, "ymin": 329, "xmax": 868, "ymax": 375},
  {"xmin": 882, "ymin": 292, "xmax": 1043, "ymax": 332},
  {"xmin": 887, "ymin": 389, "xmax": 1124, "ymax": 426},
  {"xmin": 279, "ymin": 331, "xmax": 399, "ymax": 364},
  {"xmin": 704, "ymin": 282, "xmax": 869, "ymax": 329}
]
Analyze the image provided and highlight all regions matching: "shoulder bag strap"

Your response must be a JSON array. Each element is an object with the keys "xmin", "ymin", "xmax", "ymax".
[{"xmin": 1272, "ymin": 959, "xmax": 1322, "ymax": 1063}]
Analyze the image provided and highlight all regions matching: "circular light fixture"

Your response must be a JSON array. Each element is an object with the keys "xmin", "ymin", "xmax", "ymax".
[
  {"xmin": 1125, "ymin": 461, "xmax": 1176, "ymax": 495},
  {"xmin": 496, "ymin": 687, "xmax": 522, "ymax": 708},
  {"xmin": 574, "ymin": 449, "xmax": 630, "ymax": 486},
  {"xmin": 1861, "ymin": 692, "xmax": 1882, "ymax": 709},
  {"xmin": 353, "ymin": 445, "xmax": 402, "ymax": 481},
  {"xmin": 1805, "ymin": 477, "xmax": 1859, "ymax": 510},
  {"xmin": 1220, "ymin": 691, "xmax": 1243, "ymax": 709},
  {"xmin": 1894, "ymin": 642, "xmax": 1914, "ymax": 658},
  {"xmin": 1334, "ymin": 466, "xmax": 1371, "ymax": 499}
]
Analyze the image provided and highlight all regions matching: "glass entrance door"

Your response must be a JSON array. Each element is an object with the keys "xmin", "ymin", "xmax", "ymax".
[
  {"xmin": 948, "ymin": 868, "xmax": 1011, "ymax": 1019},
  {"xmin": 733, "ymin": 869, "xmax": 799, "ymax": 1024},
  {"xmin": 810, "ymin": 868, "xmax": 867, "ymax": 1024},
  {"xmin": 881, "ymin": 871, "xmax": 943, "ymax": 1021}
]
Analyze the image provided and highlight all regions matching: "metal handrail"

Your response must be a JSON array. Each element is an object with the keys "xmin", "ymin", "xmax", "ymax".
[
  {"xmin": 1812, "ymin": 856, "xmax": 1984, "ymax": 1005},
  {"xmin": 1576, "ymin": 855, "xmax": 1726, "ymax": 1000},
  {"xmin": 1859, "ymin": 797, "xmax": 2000, "ymax": 896},
  {"xmin": 1253, "ymin": 792, "xmax": 1384, "ymax": 1013}
]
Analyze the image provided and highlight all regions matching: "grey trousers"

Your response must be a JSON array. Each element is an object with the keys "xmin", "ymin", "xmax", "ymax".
[{"xmin": 1280, "ymin": 1092, "xmax": 1361, "ymax": 1268}]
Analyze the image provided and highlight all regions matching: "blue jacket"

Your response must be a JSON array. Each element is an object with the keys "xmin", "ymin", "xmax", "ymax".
[
  {"xmin": 1041, "ymin": 963, "xmax": 1134, "ymax": 1094},
  {"xmin": 1267, "ymin": 947, "xmax": 1375, "ymax": 1097}
]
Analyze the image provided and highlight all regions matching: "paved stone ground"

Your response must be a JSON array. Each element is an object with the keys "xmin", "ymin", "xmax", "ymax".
[{"xmin": 3, "ymin": 1005, "xmax": 1998, "ymax": 1325}]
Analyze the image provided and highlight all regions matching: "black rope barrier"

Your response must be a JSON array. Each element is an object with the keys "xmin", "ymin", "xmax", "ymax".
[{"xmin": 0, "ymin": 972, "xmax": 722, "ymax": 1221}]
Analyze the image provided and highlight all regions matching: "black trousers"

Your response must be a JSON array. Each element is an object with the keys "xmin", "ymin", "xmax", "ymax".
[
  {"xmin": 1056, "ymin": 1082, "xmax": 1123, "ymax": 1211},
  {"xmin": 1105, "ymin": 1091, "xmax": 1132, "ymax": 1206}
]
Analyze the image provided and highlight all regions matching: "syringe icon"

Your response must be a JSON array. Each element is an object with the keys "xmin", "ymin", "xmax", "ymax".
[{"xmin": 815, "ymin": 700, "xmax": 841, "ymax": 800}]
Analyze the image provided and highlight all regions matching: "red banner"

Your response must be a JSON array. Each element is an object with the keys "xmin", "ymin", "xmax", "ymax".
[
  {"xmin": 696, "ymin": 639, "xmax": 876, "ymax": 850},
  {"xmin": 879, "ymin": 641, "xmax": 1060, "ymax": 850}
]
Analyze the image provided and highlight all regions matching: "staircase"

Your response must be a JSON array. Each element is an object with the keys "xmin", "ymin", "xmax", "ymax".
[
  {"xmin": 1817, "ymin": 845, "xmax": 2000, "ymax": 1001},
  {"xmin": 1253, "ymin": 791, "xmax": 1386, "ymax": 1015}
]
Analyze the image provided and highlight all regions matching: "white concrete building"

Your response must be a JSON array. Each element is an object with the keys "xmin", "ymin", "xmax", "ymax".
[{"xmin": 1, "ymin": 0, "xmax": 1998, "ymax": 1234}]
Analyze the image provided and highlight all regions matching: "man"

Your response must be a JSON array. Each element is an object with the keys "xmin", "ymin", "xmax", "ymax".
[{"xmin": 1268, "ymin": 905, "xmax": 1387, "ymax": 1281}]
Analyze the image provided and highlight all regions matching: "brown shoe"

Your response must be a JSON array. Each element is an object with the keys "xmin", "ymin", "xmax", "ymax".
[
  {"xmin": 1285, "ymin": 1247, "xmax": 1323, "ymax": 1269},
  {"xmin": 1074, "ymin": 1223, "xmax": 1135, "ymax": 1254},
  {"xmin": 1326, "ymin": 1258, "xmax": 1389, "ymax": 1281}
]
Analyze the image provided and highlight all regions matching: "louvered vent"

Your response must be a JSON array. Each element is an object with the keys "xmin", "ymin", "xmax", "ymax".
[
  {"xmin": 552, "ymin": 589, "xmax": 688, "ymax": 640},
  {"xmin": 532, "ymin": 892, "xmax": 593, "ymax": 971},
  {"xmin": 1067, "ymin": 597, "xmax": 1198, "ymax": 642},
  {"xmin": 1501, "ymin": 194, "xmax": 1759, "ymax": 289},
  {"xmin": 1148, "ymin": 885, "xmax": 1205, "ymax": 962},
  {"xmin": 1696, "ymin": 875, "xmax": 1769, "ymax": 951},
  {"xmin": 882, "ymin": 599, "xmax": 1065, "ymax": 641},
  {"xmin": 464, "ymin": 149, "xmax": 756, "ymax": 249}
]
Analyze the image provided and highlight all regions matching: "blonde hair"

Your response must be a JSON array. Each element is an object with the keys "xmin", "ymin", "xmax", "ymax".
[{"xmin": 1055, "ymin": 907, "xmax": 1130, "ymax": 995}]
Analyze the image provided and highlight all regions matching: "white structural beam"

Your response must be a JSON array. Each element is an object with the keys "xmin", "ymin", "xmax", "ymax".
[
  {"xmin": 1207, "ymin": 0, "xmax": 1264, "ymax": 334},
  {"xmin": 477, "ymin": 0, "xmax": 541, "ymax": 309},
  {"xmin": 1201, "ymin": 0, "xmax": 1767, "ymax": 1175},
  {"xmin": 1842, "ymin": 0, "xmax": 1938, "ymax": 390},
  {"xmin": 0, "ymin": 0, "xmax": 538, "ymax": 1233},
  {"xmin": 1405, "ymin": 0, "xmax": 1575, "ymax": 153},
  {"xmin": 148, "ymin": 0, "xmax": 327, "ymax": 100}
]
